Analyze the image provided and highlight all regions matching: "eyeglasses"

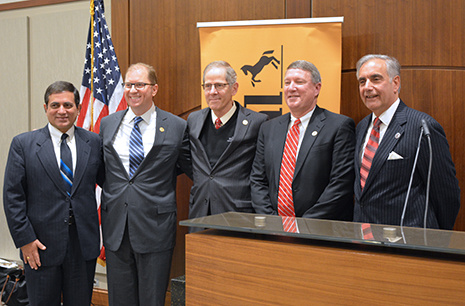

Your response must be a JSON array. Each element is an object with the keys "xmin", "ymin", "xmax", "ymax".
[
  {"xmin": 122, "ymin": 82, "xmax": 155, "ymax": 90},
  {"xmin": 202, "ymin": 83, "xmax": 229, "ymax": 91}
]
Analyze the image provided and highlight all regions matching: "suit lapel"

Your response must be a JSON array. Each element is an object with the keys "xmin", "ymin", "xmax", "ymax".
[
  {"xmin": 71, "ymin": 128, "xmax": 91, "ymax": 194},
  {"xmin": 36, "ymin": 127, "xmax": 68, "ymax": 194},
  {"xmin": 294, "ymin": 106, "xmax": 325, "ymax": 177},
  {"xmin": 192, "ymin": 108, "xmax": 209, "ymax": 139},
  {"xmin": 134, "ymin": 107, "xmax": 167, "ymax": 176},
  {"xmin": 362, "ymin": 102, "xmax": 407, "ymax": 193},
  {"xmin": 106, "ymin": 110, "xmax": 129, "ymax": 178},
  {"xmin": 354, "ymin": 116, "xmax": 371, "ymax": 196},
  {"xmin": 191, "ymin": 108, "xmax": 212, "ymax": 170},
  {"xmin": 273, "ymin": 114, "xmax": 291, "ymax": 185}
]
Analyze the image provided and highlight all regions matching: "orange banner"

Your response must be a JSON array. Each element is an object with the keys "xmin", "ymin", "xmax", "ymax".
[{"xmin": 198, "ymin": 18, "xmax": 343, "ymax": 117}]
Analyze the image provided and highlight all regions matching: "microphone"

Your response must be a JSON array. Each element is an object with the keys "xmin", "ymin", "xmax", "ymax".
[{"xmin": 421, "ymin": 119, "xmax": 431, "ymax": 136}]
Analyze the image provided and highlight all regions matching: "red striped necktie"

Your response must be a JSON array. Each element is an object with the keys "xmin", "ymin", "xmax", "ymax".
[
  {"xmin": 360, "ymin": 117, "xmax": 381, "ymax": 190},
  {"xmin": 278, "ymin": 118, "xmax": 301, "ymax": 218}
]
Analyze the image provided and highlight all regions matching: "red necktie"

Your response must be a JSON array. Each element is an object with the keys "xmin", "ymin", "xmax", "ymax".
[
  {"xmin": 278, "ymin": 118, "xmax": 301, "ymax": 218},
  {"xmin": 281, "ymin": 216, "xmax": 297, "ymax": 233},
  {"xmin": 360, "ymin": 117, "xmax": 381, "ymax": 190},
  {"xmin": 215, "ymin": 118, "xmax": 222, "ymax": 129},
  {"xmin": 361, "ymin": 223, "xmax": 374, "ymax": 240}
]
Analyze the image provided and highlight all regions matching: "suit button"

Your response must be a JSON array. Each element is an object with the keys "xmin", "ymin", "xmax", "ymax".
[
  {"xmin": 209, "ymin": 175, "xmax": 213, "ymax": 180},
  {"xmin": 64, "ymin": 219, "xmax": 67, "ymax": 223},
  {"xmin": 129, "ymin": 181, "xmax": 133, "ymax": 185},
  {"xmin": 125, "ymin": 203, "xmax": 128, "ymax": 207}
]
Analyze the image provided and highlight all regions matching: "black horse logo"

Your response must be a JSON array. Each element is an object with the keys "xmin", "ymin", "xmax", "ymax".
[{"xmin": 241, "ymin": 50, "xmax": 280, "ymax": 87}]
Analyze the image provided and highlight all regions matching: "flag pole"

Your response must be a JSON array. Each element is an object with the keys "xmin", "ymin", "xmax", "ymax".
[{"xmin": 89, "ymin": 0, "xmax": 95, "ymax": 132}]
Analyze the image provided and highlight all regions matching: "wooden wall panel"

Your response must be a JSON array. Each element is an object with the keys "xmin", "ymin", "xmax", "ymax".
[
  {"xmin": 314, "ymin": 0, "xmax": 465, "ymax": 69},
  {"xmin": 315, "ymin": 0, "xmax": 465, "ymax": 231}
]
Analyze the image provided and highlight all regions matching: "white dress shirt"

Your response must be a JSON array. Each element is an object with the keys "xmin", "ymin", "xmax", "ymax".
[
  {"xmin": 288, "ymin": 107, "xmax": 315, "ymax": 160},
  {"xmin": 360, "ymin": 98, "xmax": 400, "ymax": 162},
  {"xmin": 48, "ymin": 124, "xmax": 77, "ymax": 173},
  {"xmin": 113, "ymin": 104, "xmax": 157, "ymax": 175}
]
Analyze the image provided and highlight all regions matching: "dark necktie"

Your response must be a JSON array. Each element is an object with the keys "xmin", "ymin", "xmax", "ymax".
[
  {"xmin": 360, "ymin": 117, "xmax": 381, "ymax": 190},
  {"xmin": 129, "ymin": 116, "xmax": 144, "ymax": 177},
  {"xmin": 60, "ymin": 133, "xmax": 73, "ymax": 195},
  {"xmin": 277, "ymin": 118, "xmax": 301, "ymax": 218}
]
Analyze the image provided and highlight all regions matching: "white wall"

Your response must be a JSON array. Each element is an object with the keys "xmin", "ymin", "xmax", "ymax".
[{"xmin": 0, "ymin": 0, "xmax": 111, "ymax": 288}]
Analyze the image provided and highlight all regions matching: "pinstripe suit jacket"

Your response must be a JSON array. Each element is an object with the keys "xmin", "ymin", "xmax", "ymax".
[
  {"xmin": 3, "ymin": 126, "xmax": 103, "ymax": 265},
  {"xmin": 187, "ymin": 102, "xmax": 268, "ymax": 219},
  {"xmin": 354, "ymin": 100, "xmax": 460, "ymax": 229}
]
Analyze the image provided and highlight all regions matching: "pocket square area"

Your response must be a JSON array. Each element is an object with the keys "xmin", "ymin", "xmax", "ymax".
[{"xmin": 388, "ymin": 151, "xmax": 404, "ymax": 160}]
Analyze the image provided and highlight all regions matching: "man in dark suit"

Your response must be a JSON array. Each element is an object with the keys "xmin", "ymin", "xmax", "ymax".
[
  {"xmin": 99, "ymin": 63, "xmax": 191, "ymax": 305},
  {"xmin": 3, "ymin": 81, "xmax": 103, "ymax": 306},
  {"xmin": 354, "ymin": 54, "xmax": 460, "ymax": 229},
  {"xmin": 251, "ymin": 60, "xmax": 355, "ymax": 224},
  {"xmin": 187, "ymin": 61, "xmax": 268, "ymax": 228}
]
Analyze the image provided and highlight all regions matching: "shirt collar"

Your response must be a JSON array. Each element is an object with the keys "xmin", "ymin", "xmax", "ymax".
[
  {"xmin": 127, "ymin": 103, "xmax": 156, "ymax": 124},
  {"xmin": 48, "ymin": 123, "xmax": 75, "ymax": 143},
  {"xmin": 290, "ymin": 106, "xmax": 315, "ymax": 129},
  {"xmin": 211, "ymin": 102, "xmax": 237, "ymax": 126},
  {"xmin": 372, "ymin": 98, "xmax": 400, "ymax": 126}
]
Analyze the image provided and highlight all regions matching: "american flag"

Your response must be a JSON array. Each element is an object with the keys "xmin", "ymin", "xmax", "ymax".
[
  {"xmin": 77, "ymin": 0, "xmax": 126, "ymax": 133},
  {"xmin": 77, "ymin": 0, "xmax": 126, "ymax": 266}
]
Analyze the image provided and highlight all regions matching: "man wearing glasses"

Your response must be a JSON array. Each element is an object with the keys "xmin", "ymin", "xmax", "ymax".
[
  {"xmin": 187, "ymin": 61, "xmax": 268, "ymax": 231},
  {"xmin": 99, "ymin": 62, "xmax": 191, "ymax": 305}
]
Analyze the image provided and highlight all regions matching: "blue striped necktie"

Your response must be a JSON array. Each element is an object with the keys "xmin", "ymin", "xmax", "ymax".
[
  {"xmin": 60, "ymin": 133, "xmax": 73, "ymax": 195},
  {"xmin": 129, "ymin": 116, "xmax": 144, "ymax": 177}
]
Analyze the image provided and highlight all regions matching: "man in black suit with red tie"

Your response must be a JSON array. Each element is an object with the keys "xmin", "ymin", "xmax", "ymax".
[
  {"xmin": 3, "ymin": 81, "xmax": 103, "ymax": 305},
  {"xmin": 251, "ymin": 60, "xmax": 355, "ymax": 224},
  {"xmin": 354, "ymin": 54, "xmax": 460, "ymax": 229}
]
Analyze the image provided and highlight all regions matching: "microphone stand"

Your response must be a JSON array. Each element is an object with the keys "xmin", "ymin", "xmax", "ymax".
[{"xmin": 400, "ymin": 126, "xmax": 424, "ymax": 243}]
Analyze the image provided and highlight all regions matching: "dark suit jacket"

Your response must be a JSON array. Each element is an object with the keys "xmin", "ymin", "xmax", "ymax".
[
  {"xmin": 187, "ymin": 102, "xmax": 268, "ymax": 218},
  {"xmin": 354, "ymin": 100, "xmax": 460, "ymax": 229},
  {"xmin": 99, "ymin": 107, "xmax": 191, "ymax": 253},
  {"xmin": 251, "ymin": 106, "xmax": 355, "ymax": 221},
  {"xmin": 3, "ymin": 126, "xmax": 103, "ymax": 266}
]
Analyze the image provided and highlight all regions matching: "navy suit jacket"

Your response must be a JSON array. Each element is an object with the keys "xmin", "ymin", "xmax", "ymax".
[
  {"xmin": 354, "ymin": 100, "xmax": 460, "ymax": 229},
  {"xmin": 3, "ymin": 126, "xmax": 103, "ymax": 266},
  {"xmin": 251, "ymin": 106, "xmax": 355, "ymax": 221},
  {"xmin": 99, "ymin": 107, "xmax": 191, "ymax": 253},
  {"xmin": 187, "ymin": 102, "xmax": 268, "ymax": 219}
]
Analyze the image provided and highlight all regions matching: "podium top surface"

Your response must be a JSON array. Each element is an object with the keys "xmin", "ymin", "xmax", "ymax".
[{"xmin": 180, "ymin": 212, "xmax": 465, "ymax": 256}]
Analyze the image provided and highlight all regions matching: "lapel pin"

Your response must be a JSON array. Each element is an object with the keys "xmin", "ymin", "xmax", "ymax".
[
  {"xmin": 242, "ymin": 120, "xmax": 249, "ymax": 126},
  {"xmin": 312, "ymin": 131, "xmax": 318, "ymax": 136},
  {"xmin": 395, "ymin": 132, "xmax": 401, "ymax": 139},
  {"xmin": 159, "ymin": 127, "xmax": 165, "ymax": 132}
]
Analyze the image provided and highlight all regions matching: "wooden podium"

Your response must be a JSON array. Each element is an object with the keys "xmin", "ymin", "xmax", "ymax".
[{"xmin": 182, "ymin": 213, "xmax": 465, "ymax": 305}]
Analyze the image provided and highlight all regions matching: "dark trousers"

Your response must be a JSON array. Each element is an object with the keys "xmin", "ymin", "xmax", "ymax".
[
  {"xmin": 106, "ymin": 225, "xmax": 174, "ymax": 306},
  {"xmin": 24, "ymin": 223, "xmax": 96, "ymax": 306}
]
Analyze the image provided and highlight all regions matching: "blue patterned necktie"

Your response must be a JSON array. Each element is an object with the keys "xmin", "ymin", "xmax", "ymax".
[
  {"xmin": 60, "ymin": 133, "xmax": 73, "ymax": 195},
  {"xmin": 129, "ymin": 116, "xmax": 144, "ymax": 177}
]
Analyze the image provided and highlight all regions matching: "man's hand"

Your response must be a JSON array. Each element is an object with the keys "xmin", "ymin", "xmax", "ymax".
[{"xmin": 21, "ymin": 239, "xmax": 46, "ymax": 270}]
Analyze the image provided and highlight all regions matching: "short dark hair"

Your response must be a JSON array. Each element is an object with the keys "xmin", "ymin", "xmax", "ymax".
[{"xmin": 44, "ymin": 81, "xmax": 80, "ymax": 106}]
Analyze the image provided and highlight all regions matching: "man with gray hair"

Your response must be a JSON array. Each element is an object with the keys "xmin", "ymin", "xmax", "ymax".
[
  {"xmin": 251, "ymin": 60, "xmax": 355, "ymax": 228},
  {"xmin": 354, "ymin": 54, "xmax": 460, "ymax": 229},
  {"xmin": 187, "ymin": 61, "xmax": 268, "ymax": 230}
]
